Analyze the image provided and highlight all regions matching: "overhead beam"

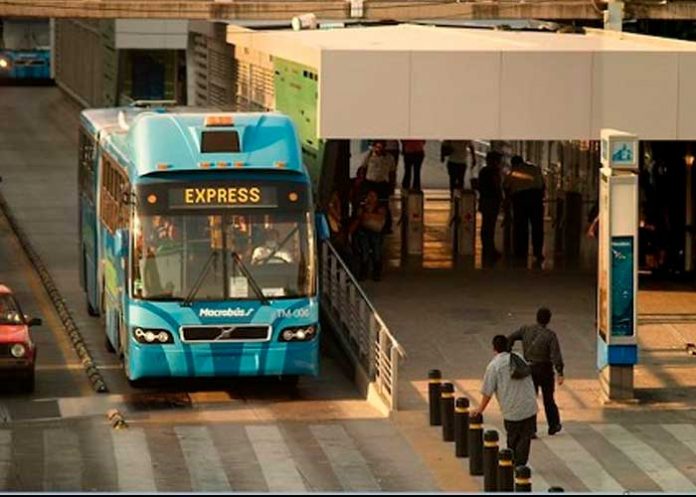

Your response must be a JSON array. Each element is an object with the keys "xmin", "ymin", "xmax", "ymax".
[{"xmin": 1, "ymin": 0, "xmax": 696, "ymax": 20}]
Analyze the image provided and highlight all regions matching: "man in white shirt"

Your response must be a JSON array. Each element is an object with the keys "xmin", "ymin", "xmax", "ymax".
[
  {"xmin": 362, "ymin": 140, "xmax": 397, "ymax": 201},
  {"xmin": 251, "ymin": 229, "xmax": 292, "ymax": 265},
  {"xmin": 471, "ymin": 335, "xmax": 538, "ymax": 466},
  {"xmin": 441, "ymin": 140, "xmax": 477, "ymax": 198}
]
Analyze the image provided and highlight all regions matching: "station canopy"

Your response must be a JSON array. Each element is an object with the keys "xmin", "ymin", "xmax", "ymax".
[{"xmin": 227, "ymin": 23, "xmax": 696, "ymax": 140}]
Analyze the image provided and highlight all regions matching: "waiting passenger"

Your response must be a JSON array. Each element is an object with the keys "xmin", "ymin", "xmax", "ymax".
[
  {"xmin": 251, "ymin": 229, "xmax": 293, "ymax": 265},
  {"xmin": 350, "ymin": 190, "xmax": 387, "ymax": 281}
]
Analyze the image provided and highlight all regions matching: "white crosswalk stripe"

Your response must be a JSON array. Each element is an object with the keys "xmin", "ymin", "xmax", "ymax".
[
  {"xmin": 0, "ymin": 430, "xmax": 10, "ymax": 490},
  {"xmin": 43, "ymin": 429, "xmax": 81, "ymax": 491},
  {"xmin": 111, "ymin": 428, "xmax": 157, "ymax": 492},
  {"xmin": 592, "ymin": 424, "xmax": 696, "ymax": 492},
  {"xmin": 662, "ymin": 424, "xmax": 696, "ymax": 456},
  {"xmin": 246, "ymin": 425, "xmax": 307, "ymax": 492},
  {"xmin": 541, "ymin": 434, "xmax": 623, "ymax": 492},
  {"xmin": 310, "ymin": 424, "xmax": 381, "ymax": 491},
  {"xmin": 175, "ymin": 426, "xmax": 232, "ymax": 492}
]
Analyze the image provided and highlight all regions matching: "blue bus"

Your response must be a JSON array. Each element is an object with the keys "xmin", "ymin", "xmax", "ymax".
[
  {"xmin": 0, "ymin": 19, "xmax": 51, "ymax": 81},
  {"xmin": 78, "ymin": 107, "xmax": 325, "ymax": 384}
]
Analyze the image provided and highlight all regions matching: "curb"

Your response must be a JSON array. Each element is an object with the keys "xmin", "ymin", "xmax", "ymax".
[{"xmin": 0, "ymin": 191, "xmax": 108, "ymax": 393}]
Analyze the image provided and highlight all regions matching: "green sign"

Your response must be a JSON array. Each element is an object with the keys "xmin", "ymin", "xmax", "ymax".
[{"xmin": 273, "ymin": 57, "xmax": 323, "ymax": 190}]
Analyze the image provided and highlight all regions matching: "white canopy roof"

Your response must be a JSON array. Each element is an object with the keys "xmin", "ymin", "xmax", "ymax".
[{"xmin": 228, "ymin": 24, "xmax": 696, "ymax": 140}]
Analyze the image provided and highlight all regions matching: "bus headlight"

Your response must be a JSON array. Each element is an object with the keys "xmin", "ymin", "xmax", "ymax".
[
  {"xmin": 133, "ymin": 327, "xmax": 174, "ymax": 344},
  {"xmin": 0, "ymin": 58, "xmax": 9, "ymax": 70},
  {"xmin": 279, "ymin": 325, "xmax": 317, "ymax": 342},
  {"xmin": 10, "ymin": 344, "xmax": 27, "ymax": 358}
]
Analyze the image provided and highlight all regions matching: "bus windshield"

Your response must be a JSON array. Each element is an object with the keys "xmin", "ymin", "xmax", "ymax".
[
  {"xmin": 132, "ymin": 210, "xmax": 315, "ymax": 302},
  {"xmin": 1, "ymin": 20, "xmax": 50, "ymax": 50}
]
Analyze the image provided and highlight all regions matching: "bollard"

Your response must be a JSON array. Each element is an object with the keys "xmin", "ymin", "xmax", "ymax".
[
  {"xmin": 454, "ymin": 397, "xmax": 470, "ymax": 458},
  {"xmin": 468, "ymin": 413, "xmax": 484, "ymax": 476},
  {"xmin": 497, "ymin": 448, "xmax": 514, "ymax": 492},
  {"xmin": 483, "ymin": 430, "xmax": 499, "ymax": 492},
  {"xmin": 515, "ymin": 465, "xmax": 532, "ymax": 493},
  {"xmin": 428, "ymin": 369, "xmax": 442, "ymax": 426},
  {"xmin": 547, "ymin": 487, "xmax": 565, "ymax": 493},
  {"xmin": 440, "ymin": 382, "xmax": 455, "ymax": 442}
]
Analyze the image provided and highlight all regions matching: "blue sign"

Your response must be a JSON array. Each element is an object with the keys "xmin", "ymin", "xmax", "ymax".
[
  {"xmin": 611, "ymin": 236, "xmax": 634, "ymax": 337},
  {"xmin": 611, "ymin": 141, "xmax": 635, "ymax": 165}
]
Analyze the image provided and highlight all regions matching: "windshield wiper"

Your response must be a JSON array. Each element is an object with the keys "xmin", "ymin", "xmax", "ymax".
[
  {"xmin": 181, "ymin": 250, "xmax": 219, "ymax": 307},
  {"xmin": 259, "ymin": 226, "xmax": 299, "ymax": 266},
  {"xmin": 231, "ymin": 252, "xmax": 271, "ymax": 306}
]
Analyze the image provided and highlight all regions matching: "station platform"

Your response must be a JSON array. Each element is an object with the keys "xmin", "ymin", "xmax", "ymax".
[{"xmin": 358, "ymin": 187, "xmax": 696, "ymax": 492}]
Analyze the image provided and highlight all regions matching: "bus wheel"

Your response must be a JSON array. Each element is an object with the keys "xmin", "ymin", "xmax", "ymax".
[
  {"xmin": 127, "ymin": 378, "xmax": 146, "ymax": 389},
  {"xmin": 279, "ymin": 375, "xmax": 299, "ymax": 388},
  {"xmin": 104, "ymin": 335, "xmax": 116, "ymax": 354},
  {"xmin": 86, "ymin": 297, "xmax": 99, "ymax": 317}
]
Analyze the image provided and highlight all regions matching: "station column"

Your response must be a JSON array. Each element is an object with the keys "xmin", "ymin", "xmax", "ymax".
[{"xmin": 597, "ymin": 129, "xmax": 639, "ymax": 401}]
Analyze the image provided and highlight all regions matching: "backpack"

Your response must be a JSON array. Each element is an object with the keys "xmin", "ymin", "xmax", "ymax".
[{"xmin": 510, "ymin": 352, "xmax": 531, "ymax": 380}]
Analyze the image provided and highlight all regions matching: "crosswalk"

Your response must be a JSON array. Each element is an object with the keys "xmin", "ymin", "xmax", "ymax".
[
  {"xmin": 0, "ymin": 420, "xmax": 434, "ymax": 492},
  {"xmin": 1, "ymin": 420, "xmax": 696, "ymax": 491},
  {"xmin": 480, "ymin": 421, "xmax": 696, "ymax": 492}
]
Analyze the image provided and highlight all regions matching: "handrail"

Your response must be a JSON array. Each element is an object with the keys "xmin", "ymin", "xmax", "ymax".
[{"xmin": 320, "ymin": 240, "xmax": 406, "ymax": 411}]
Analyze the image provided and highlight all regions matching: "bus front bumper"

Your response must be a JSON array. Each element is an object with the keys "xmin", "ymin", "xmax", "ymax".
[{"xmin": 127, "ymin": 341, "xmax": 319, "ymax": 379}]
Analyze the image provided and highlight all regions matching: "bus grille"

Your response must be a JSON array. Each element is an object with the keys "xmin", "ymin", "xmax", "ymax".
[
  {"xmin": 181, "ymin": 325, "xmax": 270, "ymax": 342},
  {"xmin": 0, "ymin": 345, "xmax": 9, "ymax": 356}
]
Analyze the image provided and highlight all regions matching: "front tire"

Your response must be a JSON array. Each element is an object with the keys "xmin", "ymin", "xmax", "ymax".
[
  {"xmin": 279, "ymin": 375, "xmax": 299, "ymax": 388},
  {"xmin": 87, "ymin": 297, "xmax": 99, "ymax": 317},
  {"xmin": 23, "ymin": 371, "xmax": 35, "ymax": 393},
  {"xmin": 105, "ymin": 335, "xmax": 116, "ymax": 354}
]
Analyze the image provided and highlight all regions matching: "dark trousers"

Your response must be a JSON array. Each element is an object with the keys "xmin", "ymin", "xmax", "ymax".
[
  {"xmin": 480, "ymin": 204, "xmax": 500, "ymax": 264},
  {"xmin": 355, "ymin": 229, "xmax": 384, "ymax": 279},
  {"xmin": 402, "ymin": 151, "xmax": 424, "ymax": 191},
  {"xmin": 512, "ymin": 190, "xmax": 544, "ymax": 262},
  {"xmin": 504, "ymin": 414, "xmax": 536, "ymax": 466},
  {"xmin": 447, "ymin": 161, "xmax": 467, "ymax": 195},
  {"xmin": 531, "ymin": 362, "xmax": 561, "ymax": 431}
]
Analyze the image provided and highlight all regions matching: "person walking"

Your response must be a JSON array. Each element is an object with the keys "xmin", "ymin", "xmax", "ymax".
[
  {"xmin": 471, "ymin": 335, "xmax": 538, "ymax": 466},
  {"xmin": 401, "ymin": 139, "xmax": 426, "ymax": 191},
  {"xmin": 507, "ymin": 307, "xmax": 564, "ymax": 437},
  {"xmin": 503, "ymin": 156, "xmax": 545, "ymax": 268},
  {"xmin": 477, "ymin": 151, "xmax": 504, "ymax": 266},
  {"xmin": 441, "ymin": 140, "xmax": 477, "ymax": 198}
]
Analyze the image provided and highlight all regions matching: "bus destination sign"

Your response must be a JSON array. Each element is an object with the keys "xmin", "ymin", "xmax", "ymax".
[{"xmin": 169, "ymin": 185, "xmax": 278, "ymax": 209}]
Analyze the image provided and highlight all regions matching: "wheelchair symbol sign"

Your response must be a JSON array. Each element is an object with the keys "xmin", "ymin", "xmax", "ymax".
[{"xmin": 611, "ymin": 141, "xmax": 635, "ymax": 164}]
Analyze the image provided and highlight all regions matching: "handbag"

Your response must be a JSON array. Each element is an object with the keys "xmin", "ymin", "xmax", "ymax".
[{"xmin": 510, "ymin": 352, "xmax": 531, "ymax": 380}]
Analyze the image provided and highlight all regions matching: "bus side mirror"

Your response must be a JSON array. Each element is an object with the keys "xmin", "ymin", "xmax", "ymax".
[
  {"xmin": 315, "ymin": 213, "xmax": 329, "ymax": 241},
  {"xmin": 114, "ymin": 229, "xmax": 129, "ymax": 258}
]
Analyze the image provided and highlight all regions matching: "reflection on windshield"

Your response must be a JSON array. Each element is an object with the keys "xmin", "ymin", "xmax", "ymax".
[
  {"xmin": 0, "ymin": 295, "xmax": 24, "ymax": 325},
  {"xmin": 132, "ymin": 211, "xmax": 315, "ymax": 301}
]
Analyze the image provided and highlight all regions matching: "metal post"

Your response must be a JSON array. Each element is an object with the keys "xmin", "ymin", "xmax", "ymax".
[
  {"xmin": 428, "ymin": 369, "xmax": 442, "ymax": 426},
  {"xmin": 483, "ymin": 430, "xmax": 499, "ymax": 492},
  {"xmin": 497, "ymin": 448, "xmax": 514, "ymax": 492},
  {"xmin": 515, "ymin": 465, "xmax": 532, "ymax": 492},
  {"xmin": 468, "ymin": 413, "xmax": 484, "ymax": 476},
  {"xmin": 440, "ymin": 382, "xmax": 455, "ymax": 442},
  {"xmin": 454, "ymin": 397, "xmax": 470, "ymax": 458}
]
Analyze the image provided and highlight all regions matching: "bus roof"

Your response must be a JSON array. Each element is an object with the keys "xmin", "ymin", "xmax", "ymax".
[{"xmin": 79, "ymin": 107, "xmax": 305, "ymax": 179}]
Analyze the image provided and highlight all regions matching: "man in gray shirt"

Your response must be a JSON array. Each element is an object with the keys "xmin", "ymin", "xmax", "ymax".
[
  {"xmin": 472, "ymin": 335, "xmax": 538, "ymax": 466},
  {"xmin": 508, "ymin": 307, "xmax": 564, "ymax": 437}
]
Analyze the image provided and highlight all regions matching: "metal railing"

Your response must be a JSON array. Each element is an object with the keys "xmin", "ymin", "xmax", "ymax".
[{"xmin": 320, "ymin": 240, "xmax": 406, "ymax": 411}]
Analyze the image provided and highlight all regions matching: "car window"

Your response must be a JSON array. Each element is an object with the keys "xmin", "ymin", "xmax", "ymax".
[{"xmin": 0, "ymin": 294, "xmax": 24, "ymax": 325}]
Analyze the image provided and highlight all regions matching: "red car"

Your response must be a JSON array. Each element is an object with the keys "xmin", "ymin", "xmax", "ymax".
[{"xmin": 0, "ymin": 285, "xmax": 41, "ymax": 392}]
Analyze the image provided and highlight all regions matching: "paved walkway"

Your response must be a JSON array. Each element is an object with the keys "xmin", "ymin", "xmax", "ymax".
[{"xmin": 361, "ymin": 195, "xmax": 696, "ymax": 492}]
